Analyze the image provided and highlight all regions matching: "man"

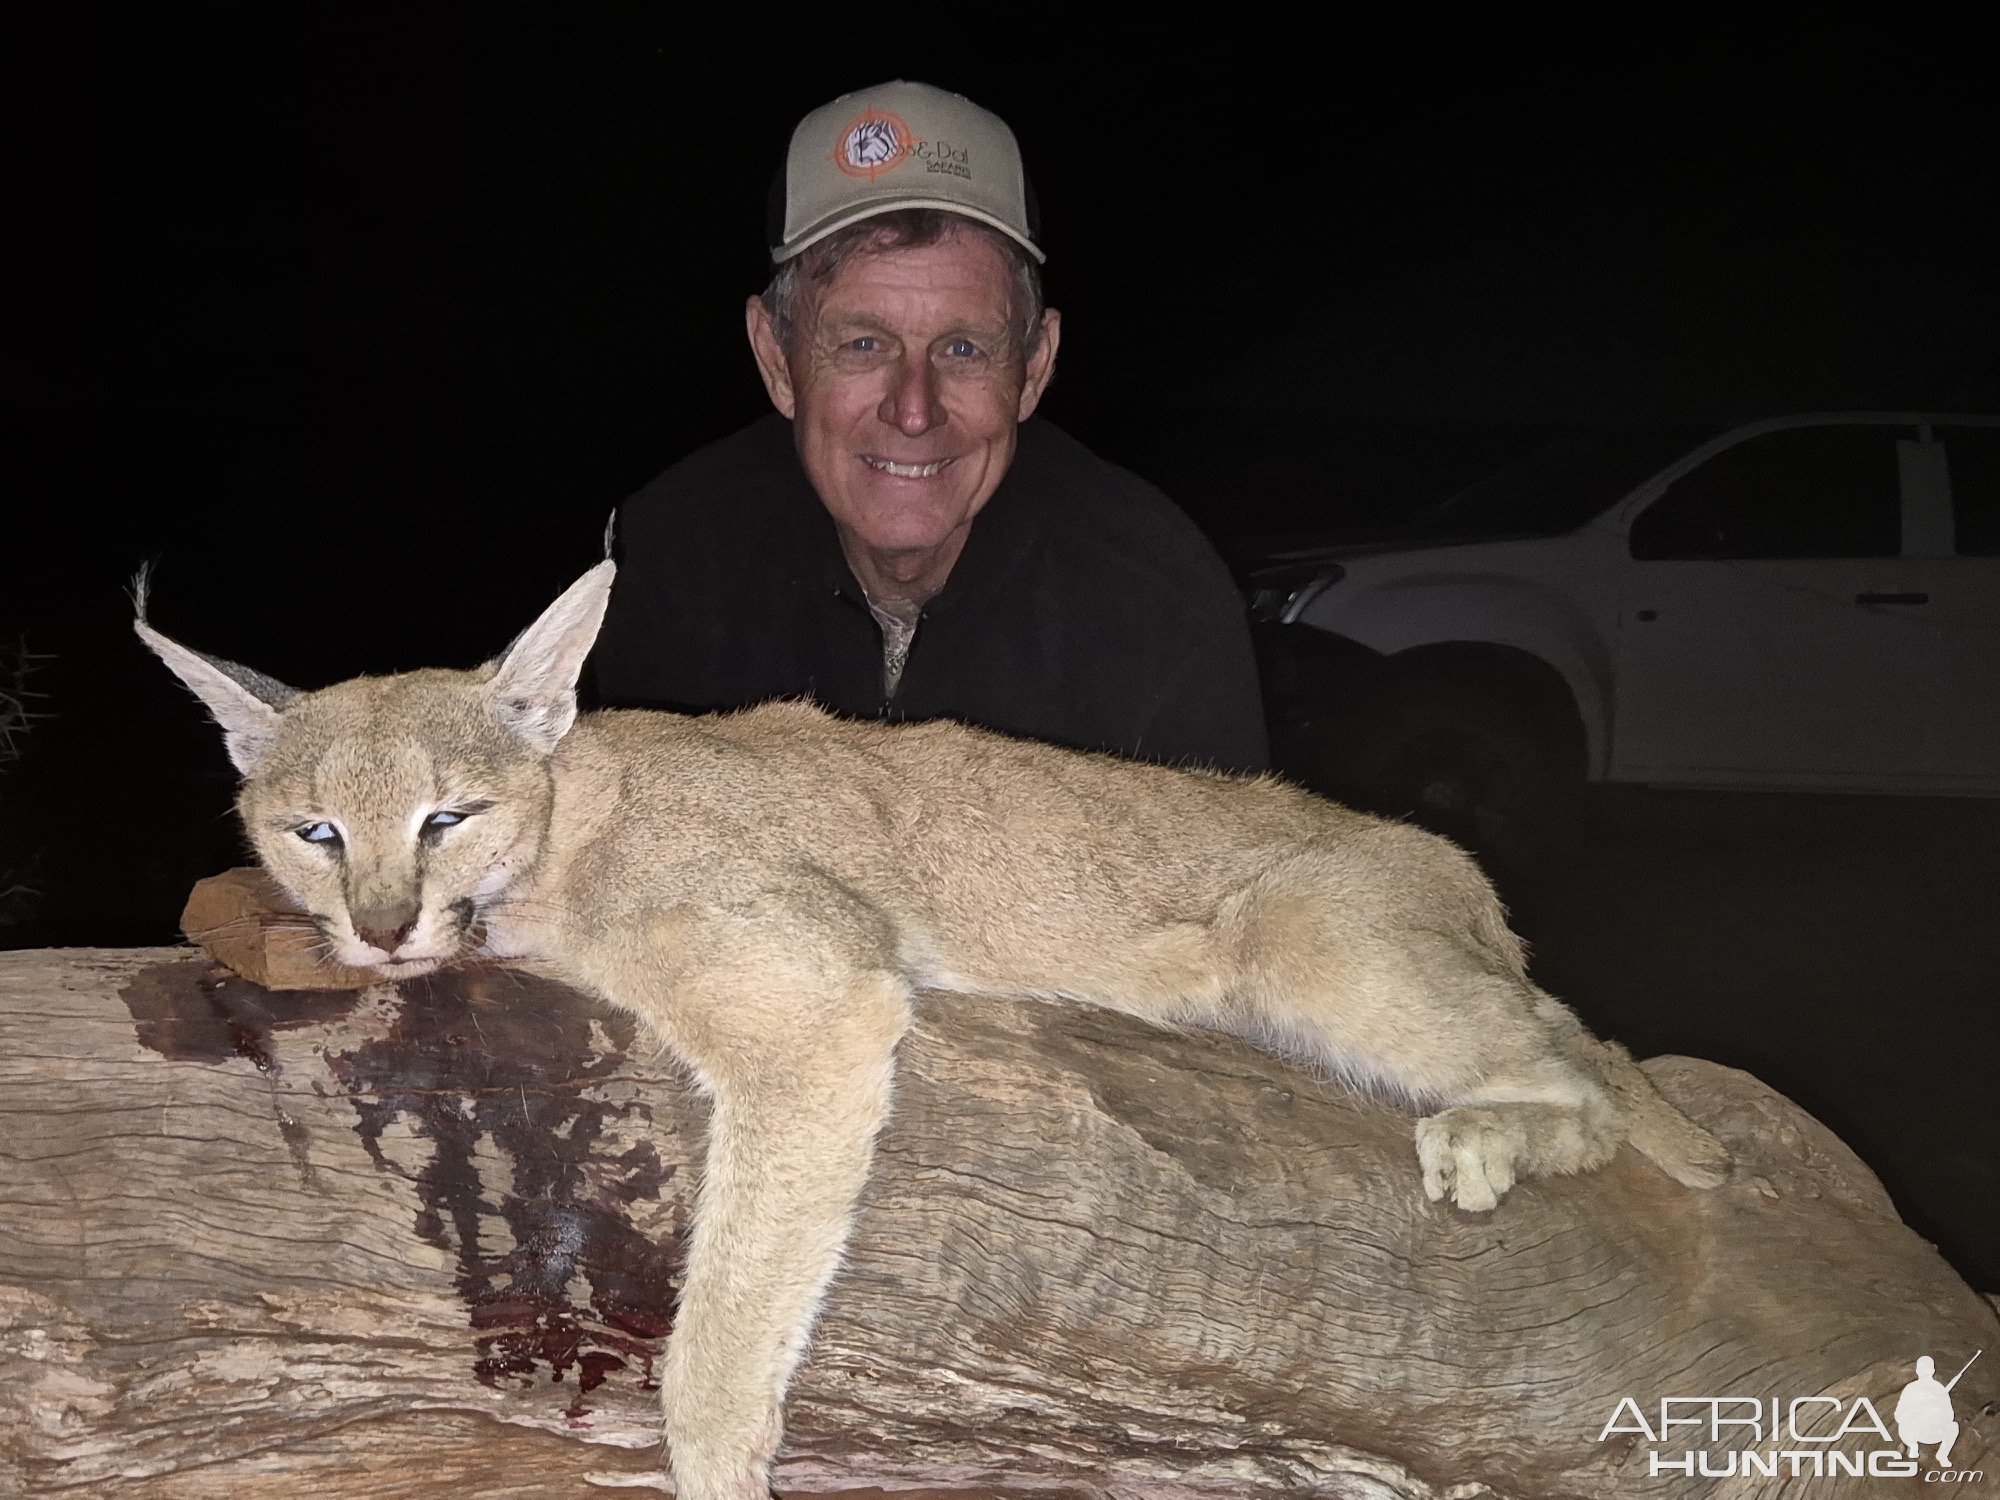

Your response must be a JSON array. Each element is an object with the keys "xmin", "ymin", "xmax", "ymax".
[{"xmin": 594, "ymin": 80, "xmax": 1267, "ymax": 772}]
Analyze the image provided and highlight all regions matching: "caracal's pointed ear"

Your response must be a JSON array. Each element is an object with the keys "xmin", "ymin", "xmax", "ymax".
[
  {"xmin": 130, "ymin": 565, "xmax": 298, "ymax": 776},
  {"xmin": 485, "ymin": 560, "xmax": 616, "ymax": 752}
]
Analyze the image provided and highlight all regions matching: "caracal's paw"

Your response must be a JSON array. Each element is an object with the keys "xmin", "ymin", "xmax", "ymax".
[
  {"xmin": 1415, "ymin": 1108, "xmax": 1524, "ymax": 1213},
  {"xmin": 666, "ymin": 1450, "xmax": 777, "ymax": 1500},
  {"xmin": 665, "ymin": 1405, "xmax": 782, "ymax": 1500}
]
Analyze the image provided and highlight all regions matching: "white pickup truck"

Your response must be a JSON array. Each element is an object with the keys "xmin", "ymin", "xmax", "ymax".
[{"xmin": 1248, "ymin": 413, "xmax": 2000, "ymax": 855}]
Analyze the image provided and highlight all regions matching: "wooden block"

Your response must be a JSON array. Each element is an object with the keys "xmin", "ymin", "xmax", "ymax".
[{"xmin": 179, "ymin": 867, "xmax": 379, "ymax": 990}]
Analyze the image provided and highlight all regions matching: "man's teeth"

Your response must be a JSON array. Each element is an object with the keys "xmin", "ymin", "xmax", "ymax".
[{"xmin": 866, "ymin": 457, "xmax": 950, "ymax": 478}]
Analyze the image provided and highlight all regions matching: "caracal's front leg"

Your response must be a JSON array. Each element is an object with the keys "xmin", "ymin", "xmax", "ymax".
[{"xmin": 634, "ymin": 903, "xmax": 910, "ymax": 1500}]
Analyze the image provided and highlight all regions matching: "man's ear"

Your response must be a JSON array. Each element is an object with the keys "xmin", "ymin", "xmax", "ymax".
[
  {"xmin": 746, "ymin": 295, "xmax": 798, "ymax": 419},
  {"xmin": 1017, "ymin": 306, "xmax": 1062, "ymax": 422},
  {"xmin": 133, "ymin": 575, "xmax": 296, "ymax": 776},
  {"xmin": 485, "ymin": 560, "xmax": 616, "ymax": 752}
]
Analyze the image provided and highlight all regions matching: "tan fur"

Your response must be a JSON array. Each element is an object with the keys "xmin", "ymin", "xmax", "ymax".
[{"xmin": 137, "ymin": 561, "xmax": 1729, "ymax": 1498}]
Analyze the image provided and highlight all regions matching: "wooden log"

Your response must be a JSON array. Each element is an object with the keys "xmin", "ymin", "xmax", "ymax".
[{"xmin": 1, "ymin": 947, "xmax": 1993, "ymax": 1497}]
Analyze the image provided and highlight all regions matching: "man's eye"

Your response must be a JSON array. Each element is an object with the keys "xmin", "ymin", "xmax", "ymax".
[
  {"xmin": 848, "ymin": 336, "xmax": 880, "ymax": 353},
  {"xmin": 297, "ymin": 822, "xmax": 340, "ymax": 846},
  {"xmin": 944, "ymin": 339, "xmax": 981, "ymax": 359}
]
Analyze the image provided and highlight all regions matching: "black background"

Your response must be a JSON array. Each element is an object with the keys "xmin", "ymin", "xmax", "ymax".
[{"xmin": 3, "ymin": 9, "xmax": 1994, "ymax": 1277}]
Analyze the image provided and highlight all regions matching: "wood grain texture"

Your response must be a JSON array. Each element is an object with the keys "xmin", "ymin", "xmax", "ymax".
[{"xmin": 1, "ymin": 947, "xmax": 1993, "ymax": 1498}]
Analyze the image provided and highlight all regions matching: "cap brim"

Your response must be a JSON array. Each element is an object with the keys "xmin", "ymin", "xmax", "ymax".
[{"xmin": 775, "ymin": 198, "xmax": 1045, "ymax": 264}]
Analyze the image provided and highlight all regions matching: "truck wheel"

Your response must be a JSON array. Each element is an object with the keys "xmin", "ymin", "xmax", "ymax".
[{"xmin": 1346, "ymin": 681, "xmax": 1583, "ymax": 864}]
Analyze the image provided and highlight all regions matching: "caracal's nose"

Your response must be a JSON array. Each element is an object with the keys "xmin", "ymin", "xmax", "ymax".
[{"xmin": 352, "ymin": 903, "xmax": 419, "ymax": 955}]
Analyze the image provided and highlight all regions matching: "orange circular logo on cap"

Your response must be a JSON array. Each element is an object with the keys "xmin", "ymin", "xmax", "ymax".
[{"xmin": 833, "ymin": 108, "xmax": 913, "ymax": 180}]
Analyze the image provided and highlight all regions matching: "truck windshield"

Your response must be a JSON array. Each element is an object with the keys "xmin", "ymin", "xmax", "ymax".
[{"xmin": 1419, "ymin": 427, "xmax": 1714, "ymax": 538}]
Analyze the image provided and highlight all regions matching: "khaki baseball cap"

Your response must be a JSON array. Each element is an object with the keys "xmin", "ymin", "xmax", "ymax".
[{"xmin": 771, "ymin": 80, "xmax": 1043, "ymax": 264}]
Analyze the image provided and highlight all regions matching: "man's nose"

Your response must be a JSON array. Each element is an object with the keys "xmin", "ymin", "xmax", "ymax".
[{"xmin": 879, "ymin": 354, "xmax": 943, "ymax": 437}]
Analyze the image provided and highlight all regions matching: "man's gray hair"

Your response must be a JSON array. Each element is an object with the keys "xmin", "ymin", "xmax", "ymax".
[{"xmin": 762, "ymin": 209, "xmax": 1045, "ymax": 359}]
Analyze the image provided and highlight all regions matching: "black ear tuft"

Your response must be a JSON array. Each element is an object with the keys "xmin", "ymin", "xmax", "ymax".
[
  {"xmin": 131, "ymin": 563, "xmax": 303, "ymax": 775},
  {"xmin": 129, "ymin": 561, "xmax": 157, "ymax": 624}
]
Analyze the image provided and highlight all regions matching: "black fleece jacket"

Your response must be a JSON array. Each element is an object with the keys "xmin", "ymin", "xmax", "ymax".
[{"xmin": 594, "ymin": 413, "xmax": 1268, "ymax": 774}]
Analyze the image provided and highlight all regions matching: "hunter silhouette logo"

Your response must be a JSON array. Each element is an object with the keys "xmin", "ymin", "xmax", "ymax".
[
  {"xmin": 1896, "ymin": 1352, "xmax": 1978, "ymax": 1468},
  {"xmin": 834, "ymin": 108, "xmax": 912, "ymax": 179}
]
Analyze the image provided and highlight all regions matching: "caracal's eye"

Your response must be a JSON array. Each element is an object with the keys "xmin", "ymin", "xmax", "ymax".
[
  {"xmin": 421, "ymin": 808, "xmax": 481, "ymax": 843},
  {"xmin": 297, "ymin": 821, "xmax": 340, "ymax": 846}
]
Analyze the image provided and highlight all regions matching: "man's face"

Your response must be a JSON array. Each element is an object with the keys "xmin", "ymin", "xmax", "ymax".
[{"xmin": 748, "ymin": 226, "xmax": 1060, "ymax": 563}]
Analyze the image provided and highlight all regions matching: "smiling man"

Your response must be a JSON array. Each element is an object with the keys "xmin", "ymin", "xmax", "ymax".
[{"xmin": 594, "ymin": 81, "xmax": 1267, "ymax": 771}]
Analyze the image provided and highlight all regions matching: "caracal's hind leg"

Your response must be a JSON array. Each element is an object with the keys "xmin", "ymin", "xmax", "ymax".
[
  {"xmin": 1406, "ymin": 967, "xmax": 1734, "ymax": 1206},
  {"xmin": 1218, "ymin": 837, "xmax": 1627, "ymax": 1213},
  {"xmin": 1349, "ymin": 950, "xmax": 1623, "ymax": 1213},
  {"xmin": 609, "ymin": 890, "xmax": 911, "ymax": 1500}
]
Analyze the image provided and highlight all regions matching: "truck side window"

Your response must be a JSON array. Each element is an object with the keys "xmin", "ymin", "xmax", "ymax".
[
  {"xmin": 1941, "ymin": 426, "xmax": 1999, "ymax": 556},
  {"xmin": 1629, "ymin": 426, "xmax": 1901, "ymax": 561}
]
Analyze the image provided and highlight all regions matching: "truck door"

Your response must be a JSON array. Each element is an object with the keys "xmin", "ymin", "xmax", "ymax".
[
  {"xmin": 1915, "ymin": 424, "xmax": 2000, "ymax": 788},
  {"xmin": 1610, "ymin": 422, "xmax": 1933, "ymax": 790}
]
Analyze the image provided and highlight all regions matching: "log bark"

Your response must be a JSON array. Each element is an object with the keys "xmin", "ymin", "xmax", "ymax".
[{"xmin": 1, "ymin": 947, "xmax": 1993, "ymax": 1498}]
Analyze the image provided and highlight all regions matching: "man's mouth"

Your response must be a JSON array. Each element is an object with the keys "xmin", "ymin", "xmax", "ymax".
[{"xmin": 862, "ymin": 455, "xmax": 954, "ymax": 479}]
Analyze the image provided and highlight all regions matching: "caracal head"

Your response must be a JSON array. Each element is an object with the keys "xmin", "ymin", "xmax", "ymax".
[{"xmin": 135, "ymin": 561, "xmax": 616, "ymax": 978}]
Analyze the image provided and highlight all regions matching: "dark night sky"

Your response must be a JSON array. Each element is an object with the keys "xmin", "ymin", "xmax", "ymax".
[
  {"xmin": 2, "ymin": 7, "xmax": 1994, "ymax": 943},
  {"xmin": 51, "ymin": 13, "xmax": 2000, "ymax": 605}
]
